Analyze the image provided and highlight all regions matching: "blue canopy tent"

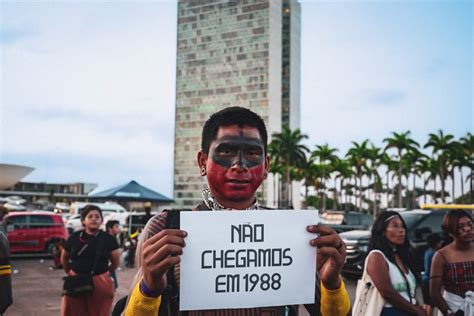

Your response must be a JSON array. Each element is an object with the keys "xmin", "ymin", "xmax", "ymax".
[{"xmin": 88, "ymin": 180, "xmax": 173, "ymax": 203}]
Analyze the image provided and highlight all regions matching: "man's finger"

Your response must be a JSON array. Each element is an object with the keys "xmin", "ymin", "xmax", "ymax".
[
  {"xmin": 310, "ymin": 234, "xmax": 340, "ymax": 248},
  {"xmin": 306, "ymin": 224, "xmax": 337, "ymax": 236},
  {"xmin": 151, "ymin": 255, "xmax": 181, "ymax": 277},
  {"xmin": 317, "ymin": 246, "xmax": 344, "ymax": 263},
  {"xmin": 144, "ymin": 229, "xmax": 187, "ymax": 247},
  {"xmin": 143, "ymin": 243, "xmax": 184, "ymax": 267},
  {"xmin": 143, "ymin": 232, "xmax": 186, "ymax": 257}
]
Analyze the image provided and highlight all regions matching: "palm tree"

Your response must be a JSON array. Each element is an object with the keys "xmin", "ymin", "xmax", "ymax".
[
  {"xmin": 426, "ymin": 158, "xmax": 442, "ymax": 203},
  {"xmin": 460, "ymin": 133, "xmax": 473, "ymax": 202},
  {"xmin": 269, "ymin": 126, "xmax": 309, "ymax": 208},
  {"xmin": 424, "ymin": 129, "xmax": 454, "ymax": 203},
  {"xmin": 365, "ymin": 145, "xmax": 382, "ymax": 216},
  {"xmin": 296, "ymin": 154, "xmax": 319, "ymax": 207},
  {"xmin": 380, "ymin": 152, "xmax": 397, "ymax": 209},
  {"xmin": 268, "ymin": 158, "xmax": 284, "ymax": 207},
  {"xmin": 447, "ymin": 141, "xmax": 465, "ymax": 202},
  {"xmin": 346, "ymin": 140, "xmax": 370, "ymax": 211},
  {"xmin": 384, "ymin": 131, "xmax": 420, "ymax": 208},
  {"xmin": 311, "ymin": 144, "xmax": 338, "ymax": 211},
  {"xmin": 416, "ymin": 153, "xmax": 432, "ymax": 205},
  {"xmin": 333, "ymin": 158, "xmax": 353, "ymax": 211},
  {"xmin": 402, "ymin": 149, "xmax": 422, "ymax": 208}
]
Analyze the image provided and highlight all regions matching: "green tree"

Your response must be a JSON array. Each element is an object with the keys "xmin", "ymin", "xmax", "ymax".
[
  {"xmin": 460, "ymin": 133, "xmax": 473, "ymax": 202},
  {"xmin": 346, "ymin": 140, "xmax": 370, "ymax": 211},
  {"xmin": 424, "ymin": 129, "xmax": 454, "ymax": 203},
  {"xmin": 366, "ymin": 145, "xmax": 383, "ymax": 216},
  {"xmin": 311, "ymin": 144, "xmax": 338, "ymax": 211},
  {"xmin": 380, "ymin": 152, "xmax": 397, "ymax": 209},
  {"xmin": 416, "ymin": 153, "xmax": 432, "ymax": 205},
  {"xmin": 333, "ymin": 158, "xmax": 353, "ymax": 211},
  {"xmin": 269, "ymin": 125, "xmax": 309, "ymax": 208},
  {"xmin": 384, "ymin": 131, "xmax": 420, "ymax": 208}
]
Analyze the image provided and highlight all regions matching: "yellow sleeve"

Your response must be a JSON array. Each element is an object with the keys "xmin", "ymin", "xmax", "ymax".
[
  {"xmin": 125, "ymin": 280, "xmax": 162, "ymax": 316},
  {"xmin": 320, "ymin": 279, "xmax": 351, "ymax": 316},
  {"xmin": 0, "ymin": 264, "xmax": 12, "ymax": 276}
]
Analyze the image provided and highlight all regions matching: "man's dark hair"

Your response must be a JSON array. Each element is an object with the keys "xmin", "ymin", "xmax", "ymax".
[
  {"xmin": 369, "ymin": 211, "xmax": 418, "ymax": 276},
  {"xmin": 426, "ymin": 233, "xmax": 442, "ymax": 249},
  {"xmin": 201, "ymin": 106, "xmax": 268, "ymax": 155},
  {"xmin": 80, "ymin": 204, "xmax": 103, "ymax": 222},
  {"xmin": 442, "ymin": 210, "xmax": 473, "ymax": 236},
  {"xmin": 106, "ymin": 220, "xmax": 119, "ymax": 231}
]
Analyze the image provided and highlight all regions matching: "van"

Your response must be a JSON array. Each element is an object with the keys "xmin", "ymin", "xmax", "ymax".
[
  {"xmin": 4, "ymin": 211, "xmax": 68, "ymax": 255},
  {"xmin": 68, "ymin": 201, "xmax": 127, "ymax": 217}
]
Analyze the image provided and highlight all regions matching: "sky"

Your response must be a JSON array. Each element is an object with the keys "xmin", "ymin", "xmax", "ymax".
[{"xmin": 1, "ymin": 0, "xmax": 472, "ymax": 199}]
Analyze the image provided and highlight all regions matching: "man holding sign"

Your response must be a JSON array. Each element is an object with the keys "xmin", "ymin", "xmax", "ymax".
[{"xmin": 125, "ymin": 107, "xmax": 350, "ymax": 315}]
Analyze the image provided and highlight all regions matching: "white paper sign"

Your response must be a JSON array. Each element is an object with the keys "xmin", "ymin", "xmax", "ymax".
[{"xmin": 180, "ymin": 209, "xmax": 319, "ymax": 311}]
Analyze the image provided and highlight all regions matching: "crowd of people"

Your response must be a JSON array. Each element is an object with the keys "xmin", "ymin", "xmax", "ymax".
[
  {"xmin": 358, "ymin": 209, "xmax": 473, "ymax": 316},
  {"xmin": 0, "ymin": 107, "xmax": 472, "ymax": 316}
]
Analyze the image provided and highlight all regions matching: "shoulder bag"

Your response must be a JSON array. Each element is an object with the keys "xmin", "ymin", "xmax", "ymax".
[{"xmin": 352, "ymin": 250, "xmax": 386, "ymax": 316}]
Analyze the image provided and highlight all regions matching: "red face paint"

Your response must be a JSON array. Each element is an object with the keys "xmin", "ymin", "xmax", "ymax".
[{"xmin": 205, "ymin": 125, "xmax": 267, "ymax": 208}]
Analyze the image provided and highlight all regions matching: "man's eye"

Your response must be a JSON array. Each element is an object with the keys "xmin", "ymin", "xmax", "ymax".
[
  {"xmin": 247, "ymin": 151, "xmax": 260, "ymax": 156},
  {"xmin": 219, "ymin": 148, "xmax": 235, "ymax": 155}
]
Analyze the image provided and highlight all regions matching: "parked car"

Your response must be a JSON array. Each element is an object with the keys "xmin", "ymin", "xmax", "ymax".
[
  {"xmin": 65, "ymin": 206, "xmax": 131, "ymax": 235},
  {"xmin": 68, "ymin": 201, "xmax": 127, "ymax": 216},
  {"xmin": 64, "ymin": 214, "xmax": 82, "ymax": 235},
  {"xmin": 54, "ymin": 202, "xmax": 70, "ymax": 213},
  {"xmin": 340, "ymin": 209, "xmax": 448, "ymax": 276},
  {"xmin": 103, "ymin": 211, "xmax": 132, "ymax": 233},
  {"xmin": 321, "ymin": 211, "xmax": 373, "ymax": 233},
  {"xmin": 3, "ymin": 211, "xmax": 68, "ymax": 255}
]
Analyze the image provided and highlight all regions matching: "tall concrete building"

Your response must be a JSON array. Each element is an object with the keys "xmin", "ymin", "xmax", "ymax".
[{"xmin": 173, "ymin": 0, "xmax": 301, "ymax": 207}]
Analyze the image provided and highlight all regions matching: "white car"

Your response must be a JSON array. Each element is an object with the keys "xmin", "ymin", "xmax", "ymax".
[
  {"xmin": 65, "ymin": 211, "xmax": 129, "ymax": 234},
  {"xmin": 54, "ymin": 202, "xmax": 70, "ymax": 213},
  {"xmin": 65, "ymin": 214, "xmax": 82, "ymax": 234},
  {"xmin": 5, "ymin": 196, "xmax": 27, "ymax": 205},
  {"xmin": 103, "ymin": 211, "xmax": 131, "ymax": 233}
]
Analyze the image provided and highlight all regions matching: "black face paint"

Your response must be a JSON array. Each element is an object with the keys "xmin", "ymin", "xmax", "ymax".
[{"xmin": 210, "ymin": 134, "xmax": 265, "ymax": 169}]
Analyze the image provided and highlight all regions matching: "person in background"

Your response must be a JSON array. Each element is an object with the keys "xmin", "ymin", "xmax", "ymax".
[
  {"xmin": 106, "ymin": 220, "xmax": 121, "ymax": 290},
  {"xmin": 51, "ymin": 238, "xmax": 65, "ymax": 269},
  {"xmin": 422, "ymin": 233, "xmax": 442, "ymax": 316},
  {"xmin": 430, "ymin": 210, "xmax": 473, "ymax": 316},
  {"xmin": 61, "ymin": 205, "xmax": 120, "ymax": 316},
  {"xmin": 0, "ymin": 229, "xmax": 12, "ymax": 316},
  {"xmin": 365, "ymin": 211, "xmax": 426, "ymax": 316},
  {"xmin": 141, "ymin": 202, "xmax": 153, "ymax": 227},
  {"xmin": 124, "ymin": 106, "xmax": 350, "ymax": 316}
]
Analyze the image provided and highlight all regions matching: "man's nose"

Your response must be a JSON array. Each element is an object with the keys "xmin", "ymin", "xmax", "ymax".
[{"xmin": 230, "ymin": 151, "xmax": 246, "ymax": 169}]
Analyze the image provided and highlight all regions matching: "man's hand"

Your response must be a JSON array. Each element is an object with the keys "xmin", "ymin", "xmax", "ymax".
[
  {"xmin": 141, "ymin": 229, "xmax": 187, "ymax": 295},
  {"xmin": 307, "ymin": 224, "xmax": 346, "ymax": 290}
]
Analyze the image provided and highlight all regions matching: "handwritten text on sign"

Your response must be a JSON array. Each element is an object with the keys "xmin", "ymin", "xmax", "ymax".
[{"xmin": 179, "ymin": 210, "xmax": 319, "ymax": 311}]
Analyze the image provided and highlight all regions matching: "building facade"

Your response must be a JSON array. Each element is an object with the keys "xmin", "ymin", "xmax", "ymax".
[{"xmin": 173, "ymin": 0, "xmax": 301, "ymax": 207}]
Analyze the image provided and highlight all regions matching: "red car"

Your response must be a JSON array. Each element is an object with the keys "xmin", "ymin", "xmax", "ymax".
[{"xmin": 3, "ymin": 211, "xmax": 68, "ymax": 255}]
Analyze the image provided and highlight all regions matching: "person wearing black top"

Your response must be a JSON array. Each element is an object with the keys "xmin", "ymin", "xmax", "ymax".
[{"xmin": 61, "ymin": 205, "xmax": 120, "ymax": 316}]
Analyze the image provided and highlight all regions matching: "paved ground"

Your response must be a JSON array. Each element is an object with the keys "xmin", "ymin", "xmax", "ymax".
[
  {"xmin": 6, "ymin": 256, "xmax": 136, "ymax": 316},
  {"xmin": 5, "ymin": 257, "xmax": 358, "ymax": 316}
]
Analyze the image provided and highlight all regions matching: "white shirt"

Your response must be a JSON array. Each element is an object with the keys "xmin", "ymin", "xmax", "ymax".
[{"xmin": 367, "ymin": 249, "xmax": 417, "ymax": 307}]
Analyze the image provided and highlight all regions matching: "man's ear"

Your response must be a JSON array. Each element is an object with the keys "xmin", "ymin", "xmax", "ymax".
[
  {"xmin": 264, "ymin": 154, "xmax": 270, "ymax": 178},
  {"xmin": 197, "ymin": 151, "xmax": 208, "ymax": 173}
]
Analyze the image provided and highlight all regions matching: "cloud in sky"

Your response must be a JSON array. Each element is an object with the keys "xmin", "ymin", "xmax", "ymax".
[
  {"xmin": 1, "ymin": 2, "xmax": 178, "ymax": 195},
  {"xmin": 367, "ymin": 90, "xmax": 405, "ymax": 107},
  {"xmin": 1, "ymin": 0, "xmax": 472, "ymax": 198}
]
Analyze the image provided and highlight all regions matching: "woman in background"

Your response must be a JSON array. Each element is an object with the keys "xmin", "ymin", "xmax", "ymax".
[
  {"xmin": 366, "ymin": 211, "xmax": 426, "ymax": 316},
  {"xmin": 61, "ymin": 205, "xmax": 120, "ymax": 316},
  {"xmin": 430, "ymin": 210, "xmax": 473, "ymax": 316},
  {"xmin": 422, "ymin": 233, "xmax": 442, "ymax": 316}
]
